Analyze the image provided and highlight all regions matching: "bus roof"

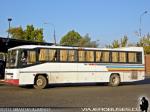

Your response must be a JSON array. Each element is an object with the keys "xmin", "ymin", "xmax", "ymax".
[{"xmin": 8, "ymin": 45, "xmax": 144, "ymax": 52}]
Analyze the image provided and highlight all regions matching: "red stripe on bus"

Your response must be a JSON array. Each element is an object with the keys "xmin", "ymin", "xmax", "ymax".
[{"xmin": 5, "ymin": 79, "xmax": 19, "ymax": 86}]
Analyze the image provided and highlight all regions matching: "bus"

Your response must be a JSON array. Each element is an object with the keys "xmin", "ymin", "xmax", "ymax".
[{"xmin": 5, "ymin": 45, "xmax": 145, "ymax": 89}]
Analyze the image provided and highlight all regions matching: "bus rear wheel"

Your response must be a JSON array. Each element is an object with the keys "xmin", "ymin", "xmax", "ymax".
[
  {"xmin": 109, "ymin": 74, "xmax": 120, "ymax": 87},
  {"xmin": 34, "ymin": 75, "xmax": 48, "ymax": 89}
]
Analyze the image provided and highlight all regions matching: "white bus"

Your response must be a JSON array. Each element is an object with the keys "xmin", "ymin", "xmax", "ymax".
[{"xmin": 5, "ymin": 45, "xmax": 145, "ymax": 89}]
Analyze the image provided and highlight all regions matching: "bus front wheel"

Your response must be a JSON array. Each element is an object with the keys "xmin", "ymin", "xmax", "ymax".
[
  {"xmin": 34, "ymin": 75, "xmax": 48, "ymax": 89},
  {"xmin": 109, "ymin": 74, "xmax": 120, "ymax": 87}
]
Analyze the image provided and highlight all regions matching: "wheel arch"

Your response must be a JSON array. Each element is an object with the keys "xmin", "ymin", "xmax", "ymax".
[
  {"xmin": 34, "ymin": 73, "xmax": 48, "ymax": 84},
  {"xmin": 110, "ymin": 73, "xmax": 121, "ymax": 79}
]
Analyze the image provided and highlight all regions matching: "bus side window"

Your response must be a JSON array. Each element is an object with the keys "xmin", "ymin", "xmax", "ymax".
[
  {"xmin": 78, "ymin": 50, "xmax": 85, "ymax": 62},
  {"xmin": 137, "ymin": 52, "xmax": 142, "ymax": 64},
  {"xmin": 86, "ymin": 51, "xmax": 94, "ymax": 62},
  {"xmin": 21, "ymin": 50, "xmax": 27, "ymax": 65},
  {"xmin": 101, "ymin": 51, "xmax": 110, "ymax": 62},
  {"xmin": 96, "ymin": 51, "xmax": 102, "ymax": 62},
  {"xmin": 112, "ymin": 52, "xmax": 119, "ymax": 63},
  {"xmin": 60, "ymin": 50, "xmax": 68, "ymax": 62},
  {"xmin": 68, "ymin": 50, "xmax": 76, "ymax": 62},
  {"xmin": 49, "ymin": 49, "xmax": 57, "ymax": 61},
  {"xmin": 27, "ymin": 50, "xmax": 36, "ymax": 64},
  {"xmin": 39, "ymin": 49, "xmax": 48, "ymax": 61},
  {"xmin": 119, "ymin": 52, "xmax": 126, "ymax": 63},
  {"xmin": 128, "ymin": 52, "xmax": 137, "ymax": 63}
]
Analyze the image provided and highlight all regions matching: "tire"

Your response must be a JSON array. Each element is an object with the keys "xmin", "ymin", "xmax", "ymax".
[
  {"xmin": 109, "ymin": 74, "xmax": 120, "ymax": 87},
  {"xmin": 33, "ymin": 75, "xmax": 48, "ymax": 89}
]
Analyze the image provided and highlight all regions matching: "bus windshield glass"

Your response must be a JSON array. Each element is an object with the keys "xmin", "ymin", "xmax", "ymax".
[{"xmin": 6, "ymin": 50, "xmax": 18, "ymax": 68}]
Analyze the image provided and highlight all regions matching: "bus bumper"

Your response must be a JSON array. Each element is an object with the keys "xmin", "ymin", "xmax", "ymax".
[{"xmin": 5, "ymin": 79, "xmax": 19, "ymax": 86}]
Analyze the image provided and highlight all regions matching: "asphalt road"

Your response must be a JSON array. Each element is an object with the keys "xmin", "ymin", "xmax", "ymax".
[{"xmin": 0, "ymin": 78, "xmax": 150, "ymax": 112}]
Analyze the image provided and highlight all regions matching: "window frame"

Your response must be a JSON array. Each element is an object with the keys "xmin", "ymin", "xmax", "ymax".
[
  {"xmin": 16, "ymin": 47, "xmax": 143, "ymax": 66},
  {"xmin": 59, "ymin": 49, "xmax": 77, "ymax": 62},
  {"xmin": 78, "ymin": 50, "xmax": 95, "ymax": 63},
  {"xmin": 127, "ymin": 51, "xmax": 142, "ymax": 64},
  {"xmin": 111, "ymin": 51, "xmax": 119, "ymax": 63}
]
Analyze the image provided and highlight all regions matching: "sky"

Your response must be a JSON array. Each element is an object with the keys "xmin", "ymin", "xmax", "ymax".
[{"xmin": 0, "ymin": 0, "xmax": 150, "ymax": 46}]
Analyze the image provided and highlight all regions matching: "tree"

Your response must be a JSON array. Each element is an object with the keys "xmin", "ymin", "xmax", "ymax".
[
  {"xmin": 78, "ymin": 34, "xmax": 98, "ymax": 47},
  {"xmin": 8, "ymin": 26, "xmax": 25, "ymax": 40},
  {"xmin": 8, "ymin": 25, "xmax": 44, "ymax": 42},
  {"xmin": 121, "ymin": 35, "xmax": 128, "ymax": 47},
  {"xmin": 60, "ymin": 30, "xmax": 82, "ymax": 46},
  {"xmin": 106, "ymin": 39, "xmax": 120, "ymax": 48},
  {"xmin": 24, "ymin": 25, "xmax": 35, "ymax": 41},
  {"xmin": 33, "ymin": 29, "xmax": 43, "ymax": 42},
  {"xmin": 106, "ymin": 35, "xmax": 128, "ymax": 48},
  {"xmin": 112, "ymin": 40, "xmax": 120, "ymax": 48},
  {"xmin": 137, "ymin": 33, "xmax": 150, "ymax": 54},
  {"xmin": 60, "ymin": 31, "xmax": 99, "ymax": 47}
]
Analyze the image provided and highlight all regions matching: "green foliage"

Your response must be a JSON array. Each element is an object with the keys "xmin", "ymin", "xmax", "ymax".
[
  {"xmin": 60, "ymin": 31, "xmax": 98, "ymax": 47},
  {"xmin": 106, "ymin": 39, "xmax": 120, "ymax": 48},
  {"xmin": 137, "ymin": 33, "xmax": 150, "ymax": 54},
  {"xmin": 105, "ymin": 33, "xmax": 150, "ymax": 54},
  {"xmin": 112, "ymin": 40, "xmax": 120, "ymax": 48},
  {"xmin": 8, "ymin": 26, "xmax": 25, "ymax": 40},
  {"xmin": 78, "ymin": 34, "xmax": 98, "ymax": 47},
  {"xmin": 24, "ymin": 25, "xmax": 34, "ymax": 41},
  {"xmin": 121, "ymin": 35, "xmax": 128, "ymax": 47},
  {"xmin": 8, "ymin": 25, "xmax": 44, "ymax": 42},
  {"xmin": 60, "ymin": 30, "xmax": 82, "ymax": 46},
  {"xmin": 106, "ymin": 35, "xmax": 128, "ymax": 48},
  {"xmin": 34, "ymin": 29, "xmax": 43, "ymax": 42}
]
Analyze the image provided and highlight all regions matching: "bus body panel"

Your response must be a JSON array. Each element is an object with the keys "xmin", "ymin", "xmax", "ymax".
[
  {"xmin": 19, "ymin": 72, "xmax": 35, "ymax": 85},
  {"xmin": 5, "ymin": 63, "xmax": 145, "ymax": 85},
  {"xmin": 5, "ymin": 69, "xmax": 20, "ymax": 85}
]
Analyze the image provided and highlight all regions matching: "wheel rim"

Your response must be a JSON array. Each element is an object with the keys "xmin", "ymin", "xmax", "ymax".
[
  {"xmin": 112, "ymin": 76, "xmax": 118, "ymax": 85},
  {"xmin": 37, "ymin": 79, "xmax": 44, "ymax": 86}
]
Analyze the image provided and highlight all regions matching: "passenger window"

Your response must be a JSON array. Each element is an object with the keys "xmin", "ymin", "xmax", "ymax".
[
  {"xmin": 112, "ymin": 52, "xmax": 119, "ymax": 62},
  {"xmin": 128, "ymin": 52, "xmax": 137, "ymax": 63},
  {"xmin": 60, "ymin": 50, "xmax": 68, "ymax": 61},
  {"xmin": 49, "ymin": 49, "xmax": 57, "ymax": 61},
  {"xmin": 86, "ymin": 51, "xmax": 94, "ymax": 62},
  {"xmin": 137, "ymin": 52, "xmax": 142, "ymax": 64},
  {"xmin": 59, "ymin": 49, "xmax": 76, "ymax": 62},
  {"xmin": 78, "ymin": 50, "xmax": 85, "ymax": 62},
  {"xmin": 68, "ymin": 50, "xmax": 76, "ymax": 62},
  {"xmin": 27, "ymin": 51, "xmax": 36, "ymax": 64},
  {"xmin": 39, "ymin": 49, "xmax": 48, "ymax": 61},
  {"xmin": 96, "ymin": 51, "xmax": 102, "ymax": 62},
  {"xmin": 21, "ymin": 50, "xmax": 27, "ymax": 66},
  {"xmin": 119, "ymin": 52, "xmax": 126, "ymax": 63},
  {"xmin": 101, "ymin": 51, "xmax": 110, "ymax": 62}
]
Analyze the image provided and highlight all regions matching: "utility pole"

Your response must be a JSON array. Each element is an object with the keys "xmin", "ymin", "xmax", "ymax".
[
  {"xmin": 139, "ymin": 11, "xmax": 148, "ymax": 37},
  {"xmin": 8, "ymin": 18, "xmax": 12, "ymax": 38}
]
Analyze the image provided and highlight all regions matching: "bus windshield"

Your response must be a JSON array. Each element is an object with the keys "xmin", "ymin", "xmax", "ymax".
[{"xmin": 6, "ymin": 50, "xmax": 18, "ymax": 68}]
